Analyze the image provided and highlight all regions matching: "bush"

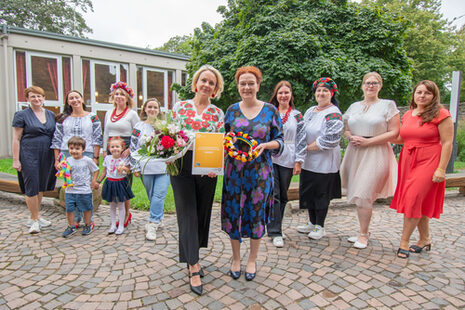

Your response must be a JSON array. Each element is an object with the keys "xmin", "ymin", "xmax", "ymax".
[{"xmin": 457, "ymin": 125, "xmax": 465, "ymax": 161}]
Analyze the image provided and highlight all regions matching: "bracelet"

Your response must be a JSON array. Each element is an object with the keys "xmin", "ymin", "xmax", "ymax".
[{"xmin": 436, "ymin": 167, "xmax": 445, "ymax": 172}]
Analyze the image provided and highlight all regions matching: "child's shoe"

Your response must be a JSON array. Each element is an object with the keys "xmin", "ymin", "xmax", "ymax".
[
  {"xmin": 108, "ymin": 225, "xmax": 117, "ymax": 234},
  {"xmin": 62, "ymin": 226, "xmax": 76, "ymax": 238},
  {"xmin": 115, "ymin": 226, "xmax": 124, "ymax": 235},
  {"xmin": 82, "ymin": 224, "xmax": 93, "ymax": 235}
]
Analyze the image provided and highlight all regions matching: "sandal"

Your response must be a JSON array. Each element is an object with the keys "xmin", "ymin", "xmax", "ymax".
[
  {"xmin": 397, "ymin": 248, "xmax": 410, "ymax": 259},
  {"xmin": 409, "ymin": 243, "xmax": 431, "ymax": 253}
]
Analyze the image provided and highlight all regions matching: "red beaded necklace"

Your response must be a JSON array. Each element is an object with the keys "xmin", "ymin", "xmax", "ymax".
[
  {"xmin": 110, "ymin": 106, "xmax": 128, "ymax": 122},
  {"xmin": 281, "ymin": 106, "xmax": 292, "ymax": 124}
]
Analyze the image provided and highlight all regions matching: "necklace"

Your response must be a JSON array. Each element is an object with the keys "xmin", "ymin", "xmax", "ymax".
[
  {"xmin": 314, "ymin": 103, "xmax": 332, "ymax": 112},
  {"xmin": 110, "ymin": 106, "xmax": 128, "ymax": 122},
  {"xmin": 281, "ymin": 106, "xmax": 292, "ymax": 124}
]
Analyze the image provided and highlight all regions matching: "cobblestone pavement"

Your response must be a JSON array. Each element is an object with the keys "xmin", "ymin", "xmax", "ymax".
[{"xmin": 1, "ymin": 191, "xmax": 465, "ymax": 310}]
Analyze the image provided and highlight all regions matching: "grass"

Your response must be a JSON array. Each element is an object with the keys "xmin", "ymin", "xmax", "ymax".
[{"xmin": 1, "ymin": 157, "xmax": 463, "ymax": 212}]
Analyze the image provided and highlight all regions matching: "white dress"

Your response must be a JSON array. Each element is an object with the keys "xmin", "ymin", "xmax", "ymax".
[{"xmin": 340, "ymin": 99, "xmax": 399, "ymax": 207}]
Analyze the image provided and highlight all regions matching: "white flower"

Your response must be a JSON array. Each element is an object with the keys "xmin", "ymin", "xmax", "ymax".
[{"xmin": 167, "ymin": 123, "xmax": 180, "ymax": 135}]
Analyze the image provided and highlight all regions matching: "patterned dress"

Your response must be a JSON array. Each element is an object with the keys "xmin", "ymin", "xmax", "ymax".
[
  {"xmin": 172, "ymin": 100, "xmax": 224, "ymax": 133},
  {"xmin": 221, "ymin": 103, "xmax": 283, "ymax": 242}
]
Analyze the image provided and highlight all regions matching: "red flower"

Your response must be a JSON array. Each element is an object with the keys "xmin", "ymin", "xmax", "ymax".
[
  {"xmin": 202, "ymin": 114, "xmax": 212, "ymax": 121},
  {"xmin": 172, "ymin": 112, "xmax": 177, "ymax": 119},
  {"xmin": 179, "ymin": 109, "xmax": 186, "ymax": 115},
  {"xmin": 185, "ymin": 103, "xmax": 193, "ymax": 108},
  {"xmin": 212, "ymin": 115, "xmax": 218, "ymax": 122},
  {"xmin": 160, "ymin": 135, "xmax": 175, "ymax": 149},
  {"xmin": 187, "ymin": 110, "xmax": 196, "ymax": 117},
  {"xmin": 201, "ymin": 121, "xmax": 209, "ymax": 128},
  {"xmin": 192, "ymin": 121, "xmax": 201, "ymax": 130},
  {"xmin": 185, "ymin": 118, "xmax": 193, "ymax": 125},
  {"xmin": 208, "ymin": 108, "xmax": 215, "ymax": 113}
]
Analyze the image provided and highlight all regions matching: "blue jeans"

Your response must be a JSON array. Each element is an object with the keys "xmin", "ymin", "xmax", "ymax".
[
  {"xmin": 63, "ymin": 150, "xmax": 95, "ymax": 223},
  {"xmin": 141, "ymin": 174, "xmax": 170, "ymax": 223}
]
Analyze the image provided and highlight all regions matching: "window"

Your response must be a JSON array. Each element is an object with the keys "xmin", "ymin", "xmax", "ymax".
[
  {"xmin": 137, "ymin": 66, "xmax": 176, "ymax": 112},
  {"xmin": 14, "ymin": 51, "xmax": 72, "ymax": 111}
]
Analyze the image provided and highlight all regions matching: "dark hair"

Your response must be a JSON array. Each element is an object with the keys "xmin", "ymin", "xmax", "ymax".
[
  {"xmin": 235, "ymin": 66, "xmax": 263, "ymax": 84},
  {"xmin": 140, "ymin": 98, "xmax": 164, "ymax": 121},
  {"xmin": 67, "ymin": 136, "xmax": 86, "ymax": 149},
  {"xmin": 410, "ymin": 80, "xmax": 442, "ymax": 125},
  {"xmin": 56, "ymin": 90, "xmax": 87, "ymax": 122},
  {"xmin": 269, "ymin": 81, "xmax": 295, "ymax": 109}
]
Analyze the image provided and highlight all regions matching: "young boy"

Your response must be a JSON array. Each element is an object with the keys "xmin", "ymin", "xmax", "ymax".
[{"xmin": 62, "ymin": 136, "xmax": 99, "ymax": 237}]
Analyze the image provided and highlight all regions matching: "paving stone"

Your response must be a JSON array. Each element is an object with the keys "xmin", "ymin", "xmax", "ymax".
[{"xmin": 0, "ymin": 191, "xmax": 464, "ymax": 309}]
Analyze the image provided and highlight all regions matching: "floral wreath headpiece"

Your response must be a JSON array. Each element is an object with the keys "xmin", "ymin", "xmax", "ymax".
[
  {"xmin": 224, "ymin": 132, "xmax": 259, "ymax": 162},
  {"xmin": 312, "ymin": 77, "xmax": 338, "ymax": 97},
  {"xmin": 108, "ymin": 136, "xmax": 126, "ymax": 148},
  {"xmin": 110, "ymin": 81, "xmax": 135, "ymax": 98}
]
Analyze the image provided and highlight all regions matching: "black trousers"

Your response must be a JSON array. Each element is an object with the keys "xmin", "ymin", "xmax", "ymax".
[
  {"xmin": 267, "ymin": 164, "xmax": 293, "ymax": 237},
  {"xmin": 170, "ymin": 151, "xmax": 217, "ymax": 265}
]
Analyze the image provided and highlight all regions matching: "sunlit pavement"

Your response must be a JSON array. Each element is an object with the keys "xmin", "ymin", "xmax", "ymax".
[{"xmin": 1, "ymin": 190, "xmax": 464, "ymax": 309}]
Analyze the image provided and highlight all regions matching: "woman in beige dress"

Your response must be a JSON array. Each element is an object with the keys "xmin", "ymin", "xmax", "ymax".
[{"xmin": 340, "ymin": 72, "xmax": 400, "ymax": 249}]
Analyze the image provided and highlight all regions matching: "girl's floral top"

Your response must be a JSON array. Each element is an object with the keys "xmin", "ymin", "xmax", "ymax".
[{"xmin": 172, "ymin": 100, "xmax": 224, "ymax": 133}]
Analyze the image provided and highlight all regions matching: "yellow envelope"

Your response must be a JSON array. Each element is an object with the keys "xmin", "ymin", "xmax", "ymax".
[{"xmin": 192, "ymin": 132, "xmax": 224, "ymax": 175}]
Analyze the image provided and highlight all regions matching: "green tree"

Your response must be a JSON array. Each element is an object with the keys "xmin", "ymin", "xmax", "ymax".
[
  {"xmin": 0, "ymin": 0, "xmax": 93, "ymax": 37},
  {"xmin": 173, "ymin": 0, "xmax": 412, "ymax": 112},
  {"xmin": 447, "ymin": 25, "xmax": 465, "ymax": 102},
  {"xmin": 155, "ymin": 35, "xmax": 192, "ymax": 56},
  {"xmin": 361, "ymin": 0, "xmax": 453, "ymax": 92}
]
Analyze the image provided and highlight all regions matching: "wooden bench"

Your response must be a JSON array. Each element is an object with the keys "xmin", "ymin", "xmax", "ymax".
[{"xmin": 287, "ymin": 172, "xmax": 465, "ymax": 201}]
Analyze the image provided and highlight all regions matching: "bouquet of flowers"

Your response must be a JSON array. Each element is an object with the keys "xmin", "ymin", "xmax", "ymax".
[{"xmin": 138, "ymin": 114, "xmax": 192, "ymax": 176}]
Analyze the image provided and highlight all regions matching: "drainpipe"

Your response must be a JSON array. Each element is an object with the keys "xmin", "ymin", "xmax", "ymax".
[{"xmin": 1, "ymin": 24, "xmax": 11, "ymax": 154}]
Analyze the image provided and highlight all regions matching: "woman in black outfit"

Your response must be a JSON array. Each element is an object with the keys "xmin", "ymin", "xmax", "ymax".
[{"xmin": 170, "ymin": 65, "xmax": 225, "ymax": 295}]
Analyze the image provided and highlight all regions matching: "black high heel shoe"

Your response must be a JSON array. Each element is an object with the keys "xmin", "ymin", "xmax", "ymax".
[
  {"xmin": 188, "ymin": 270, "xmax": 203, "ymax": 296},
  {"xmin": 245, "ymin": 263, "xmax": 256, "ymax": 281},
  {"xmin": 409, "ymin": 243, "xmax": 431, "ymax": 253},
  {"xmin": 397, "ymin": 248, "xmax": 410, "ymax": 259},
  {"xmin": 187, "ymin": 266, "xmax": 204, "ymax": 278},
  {"xmin": 229, "ymin": 269, "xmax": 241, "ymax": 280}
]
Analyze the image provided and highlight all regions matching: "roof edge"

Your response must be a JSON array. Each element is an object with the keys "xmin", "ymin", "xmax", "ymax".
[{"xmin": 5, "ymin": 25, "xmax": 190, "ymax": 61}]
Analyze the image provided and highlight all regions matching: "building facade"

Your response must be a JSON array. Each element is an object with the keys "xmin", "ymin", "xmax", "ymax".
[{"xmin": 0, "ymin": 25, "xmax": 189, "ymax": 157}]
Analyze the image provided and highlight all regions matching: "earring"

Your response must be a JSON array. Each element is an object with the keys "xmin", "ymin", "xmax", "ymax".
[
  {"xmin": 211, "ymin": 93, "xmax": 215, "ymax": 98},
  {"xmin": 195, "ymin": 88, "xmax": 198, "ymax": 92}
]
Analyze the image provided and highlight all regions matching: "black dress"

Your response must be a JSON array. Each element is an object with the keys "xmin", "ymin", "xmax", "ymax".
[{"xmin": 12, "ymin": 108, "xmax": 57, "ymax": 197}]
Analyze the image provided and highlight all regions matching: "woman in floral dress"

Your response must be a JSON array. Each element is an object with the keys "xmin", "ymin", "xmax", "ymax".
[{"xmin": 222, "ymin": 66, "xmax": 283, "ymax": 281}]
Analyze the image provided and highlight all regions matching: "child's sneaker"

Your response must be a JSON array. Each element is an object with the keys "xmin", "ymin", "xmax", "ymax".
[
  {"xmin": 115, "ymin": 226, "xmax": 124, "ymax": 235},
  {"xmin": 82, "ymin": 224, "xmax": 93, "ymax": 235},
  {"xmin": 62, "ymin": 226, "xmax": 76, "ymax": 238},
  {"xmin": 108, "ymin": 225, "xmax": 117, "ymax": 234}
]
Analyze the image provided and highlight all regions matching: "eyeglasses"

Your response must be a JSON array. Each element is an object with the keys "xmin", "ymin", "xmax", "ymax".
[{"xmin": 364, "ymin": 82, "xmax": 380, "ymax": 87}]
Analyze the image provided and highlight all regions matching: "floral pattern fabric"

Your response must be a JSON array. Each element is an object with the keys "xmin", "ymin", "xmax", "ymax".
[
  {"xmin": 172, "ymin": 100, "xmax": 224, "ymax": 133},
  {"xmin": 221, "ymin": 103, "xmax": 283, "ymax": 242}
]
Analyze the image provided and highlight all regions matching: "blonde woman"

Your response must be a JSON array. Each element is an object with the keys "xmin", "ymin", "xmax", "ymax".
[{"xmin": 340, "ymin": 72, "xmax": 400, "ymax": 249}]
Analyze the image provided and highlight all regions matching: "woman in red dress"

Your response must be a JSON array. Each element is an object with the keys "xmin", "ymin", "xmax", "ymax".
[{"xmin": 390, "ymin": 80, "xmax": 453, "ymax": 259}]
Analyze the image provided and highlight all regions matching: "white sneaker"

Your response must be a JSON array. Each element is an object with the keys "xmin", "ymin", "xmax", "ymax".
[
  {"xmin": 108, "ymin": 225, "xmax": 117, "ymax": 234},
  {"xmin": 27, "ymin": 218, "xmax": 51, "ymax": 228},
  {"xmin": 347, "ymin": 236, "xmax": 357, "ymax": 243},
  {"xmin": 29, "ymin": 221, "xmax": 40, "ymax": 234},
  {"xmin": 282, "ymin": 232, "xmax": 287, "ymax": 239},
  {"xmin": 272, "ymin": 236, "xmax": 284, "ymax": 248},
  {"xmin": 145, "ymin": 222, "xmax": 159, "ymax": 241},
  {"xmin": 297, "ymin": 222, "xmax": 315, "ymax": 234},
  {"xmin": 308, "ymin": 225, "xmax": 325, "ymax": 240},
  {"xmin": 115, "ymin": 226, "xmax": 124, "ymax": 235}
]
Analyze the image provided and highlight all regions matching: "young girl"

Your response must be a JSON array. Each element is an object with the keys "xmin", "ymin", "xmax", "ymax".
[{"xmin": 99, "ymin": 137, "xmax": 134, "ymax": 235}]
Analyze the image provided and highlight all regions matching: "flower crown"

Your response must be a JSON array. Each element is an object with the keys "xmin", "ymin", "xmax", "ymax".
[{"xmin": 110, "ymin": 81, "xmax": 135, "ymax": 98}]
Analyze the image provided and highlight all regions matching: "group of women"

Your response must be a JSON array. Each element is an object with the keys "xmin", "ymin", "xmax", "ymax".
[
  {"xmin": 12, "ymin": 83, "xmax": 168, "ymax": 242},
  {"xmin": 12, "ymin": 64, "xmax": 454, "ymax": 296}
]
